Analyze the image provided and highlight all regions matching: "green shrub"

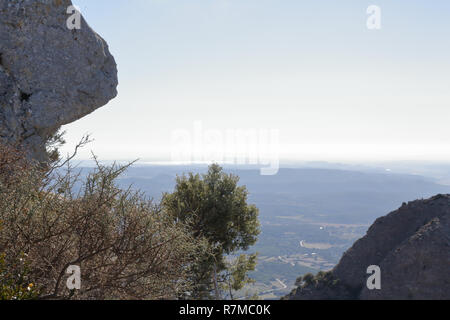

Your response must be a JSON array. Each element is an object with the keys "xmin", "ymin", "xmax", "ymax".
[{"xmin": 295, "ymin": 271, "xmax": 339, "ymax": 289}]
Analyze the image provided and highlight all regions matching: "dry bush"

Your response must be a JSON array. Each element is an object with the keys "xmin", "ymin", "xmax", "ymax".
[
  {"xmin": 0, "ymin": 144, "xmax": 32, "ymax": 187},
  {"xmin": 0, "ymin": 143, "xmax": 205, "ymax": 300}
]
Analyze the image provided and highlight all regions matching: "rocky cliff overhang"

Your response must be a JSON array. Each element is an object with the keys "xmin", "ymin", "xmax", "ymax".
[{"xmin": 0, "ymin": 0, "xmax": 118, "ymax": 161}]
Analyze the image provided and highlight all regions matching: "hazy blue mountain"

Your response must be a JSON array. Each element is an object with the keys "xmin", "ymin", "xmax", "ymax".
[{"xmin": 114, "ymin": 166, "xmax": 450, "ymax": 224}]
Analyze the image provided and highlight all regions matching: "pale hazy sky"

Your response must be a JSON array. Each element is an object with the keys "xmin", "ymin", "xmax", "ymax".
[{"xmin": 62, "ymin": 0, "xmax": 450, "ymax": 162}]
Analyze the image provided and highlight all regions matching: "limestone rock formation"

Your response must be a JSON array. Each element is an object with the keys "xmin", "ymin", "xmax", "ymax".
[
  {"xmin": 0, "ymin": 0, "xmax": 118, "ymax": 161},
  {"xmin": 288, "ymin": 194, "xmax": 450, "ymax": 300}
]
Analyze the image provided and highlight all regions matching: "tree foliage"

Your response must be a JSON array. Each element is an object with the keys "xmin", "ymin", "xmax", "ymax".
[
  {"xmin": 295, "ymin": 271, "xmax": 339, "ymax": 289},
  {"xmin": 222, "ymin": 253, "xmax": 258, "ymax": 300},
  {"xmin": 163, "ymin": 164, "xmax": 260, "ymax": 299}
]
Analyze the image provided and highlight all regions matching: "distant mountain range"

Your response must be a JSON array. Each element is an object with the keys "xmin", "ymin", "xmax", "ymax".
[{"xmin": 114, "ymin": 165, "xmax": 450, "ymax": 225}]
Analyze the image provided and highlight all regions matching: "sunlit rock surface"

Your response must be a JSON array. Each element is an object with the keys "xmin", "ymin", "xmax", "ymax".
[{"xmin": 0, "ymin": 0, "xmax": 118, "ymax": 161}]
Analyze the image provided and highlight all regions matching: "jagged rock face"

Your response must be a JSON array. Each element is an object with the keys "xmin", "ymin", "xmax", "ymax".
[
  {"xmin": 359, "ymin": 213, "xmax": 450, "ymax": 299},
  {"xmin": 0, "ymin": 0, "xmax": 118, "ymax": 161},
  {"xmin": 289, "ymin": 194, "xmax": 450, "ymax": 300}
]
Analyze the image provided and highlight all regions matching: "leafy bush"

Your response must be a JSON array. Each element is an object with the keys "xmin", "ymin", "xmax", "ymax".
[
  {"xmin": 295, "ymin": 271, "xmax": 339, "ymax": 289},
  {"xmin": 0, "ymin": 252, "xmax": 40, "ymax": 300}
]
